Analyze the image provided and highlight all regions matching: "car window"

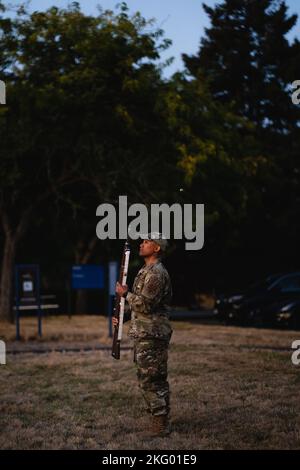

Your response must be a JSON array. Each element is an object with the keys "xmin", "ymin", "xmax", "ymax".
[
  {"xmin": 246, "ymin": 276, "xmax": 277, "ymax": 295},
  {"xmin": 273, "ymin": 275, "xmax": 300, "ymax": 293}
]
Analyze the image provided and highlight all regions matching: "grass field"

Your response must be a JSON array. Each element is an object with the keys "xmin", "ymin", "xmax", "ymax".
[{"xmin": 1, "ymin": 315, "xmax": 300, "ymax": 450}]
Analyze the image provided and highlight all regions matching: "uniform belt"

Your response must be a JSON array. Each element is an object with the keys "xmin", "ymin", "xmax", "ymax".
[{"xmin": 133, "ymin": 311, "xmax": 168, "ymax": 320}]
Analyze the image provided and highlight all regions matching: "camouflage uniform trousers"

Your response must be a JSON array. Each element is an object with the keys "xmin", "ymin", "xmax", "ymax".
[{"xmin": 134, "ymin": 336, "xmax": 171, "ymax": 417}]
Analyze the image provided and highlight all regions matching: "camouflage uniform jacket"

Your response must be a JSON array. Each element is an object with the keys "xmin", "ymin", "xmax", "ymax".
[{"xmin": 126, "ymin": 261, "xmax": 172, "ymax": 341}]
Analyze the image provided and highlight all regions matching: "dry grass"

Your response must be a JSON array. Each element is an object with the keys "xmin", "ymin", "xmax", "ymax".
[
  {"xmin": 0, "ymin": 315, "xmax": 117, "ymax": 347},
  {"xmin": 1, "ymin": 315, "xmax": 300, "ymax": 449}
]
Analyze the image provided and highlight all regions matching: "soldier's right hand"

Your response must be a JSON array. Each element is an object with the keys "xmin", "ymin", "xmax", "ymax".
[{"xmin": 112, "ymin": 316, "xmax": 119, "ymax": 327}]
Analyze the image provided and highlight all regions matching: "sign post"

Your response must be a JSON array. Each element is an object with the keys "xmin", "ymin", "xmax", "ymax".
[
  {"xmin": 15, "ymin": 265, "xmax": 41, "ymax": 340},
  {"xmin": 108, "ymin": 261, "xmax": 118, "ymax": 338}
]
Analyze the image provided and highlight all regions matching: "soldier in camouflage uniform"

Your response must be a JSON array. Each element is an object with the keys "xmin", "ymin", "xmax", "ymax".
[{"xmin": 114, "ymin": 233, "xmax": 173, "ymax": 437}]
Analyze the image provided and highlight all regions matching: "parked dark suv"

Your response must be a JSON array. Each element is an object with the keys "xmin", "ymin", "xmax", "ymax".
[{"xmin": 216, "ymin": 272, "xmax": 300, "ymax": 328}]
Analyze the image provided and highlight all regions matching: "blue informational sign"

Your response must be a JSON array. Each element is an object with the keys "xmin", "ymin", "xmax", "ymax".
[{"xmin": 71, "ymin": 265, "xmax": 105, "ymax": 289}]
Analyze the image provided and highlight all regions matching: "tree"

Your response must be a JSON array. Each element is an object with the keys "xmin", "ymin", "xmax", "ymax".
[
  {"xmin": 183, "ymin": 0, "xmax": 300, "ymax": 131},
  {"xmin": 180, "ymin": 0, "xmax": 300, "ymax": 286},
  {"xmin": 0, "ymin": 1, "xmax": 179, "ymax": 320}
]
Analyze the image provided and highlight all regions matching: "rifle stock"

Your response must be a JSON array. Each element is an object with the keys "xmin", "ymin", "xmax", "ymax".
[{"xmin": 111, "ymin": 239, "xmax": 130, "ymax": 360}]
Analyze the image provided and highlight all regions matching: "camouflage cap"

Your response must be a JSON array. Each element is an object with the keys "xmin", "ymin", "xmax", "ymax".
[{"xmin": 141, "ymin": 232, "xmax": 168, "ymax": 253}]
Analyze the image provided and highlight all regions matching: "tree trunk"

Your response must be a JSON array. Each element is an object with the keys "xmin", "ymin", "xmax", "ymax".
[
  {"xmin": 0, "ymin": 207, "xmax": 34, "ymax": 322},
  {"xmin": 0, "ymin": 235, "xmax": 16, "ymax": 322},
  {"xmin": 75, "ymin": 289, "xmax": 88, "ymax": 314}
]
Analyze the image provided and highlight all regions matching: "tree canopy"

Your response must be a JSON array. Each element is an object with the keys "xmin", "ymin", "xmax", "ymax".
[{"xmin": 0, "ymin": 0, "xmax": 299, "ymax": 318}]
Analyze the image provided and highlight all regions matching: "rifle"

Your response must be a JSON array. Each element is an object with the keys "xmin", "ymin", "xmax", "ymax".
[{"xmin": 111, "ymin": 239, "xmax": 131, "ymax": 360}]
